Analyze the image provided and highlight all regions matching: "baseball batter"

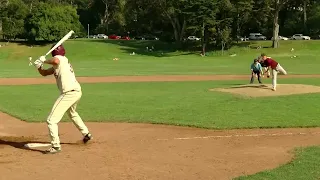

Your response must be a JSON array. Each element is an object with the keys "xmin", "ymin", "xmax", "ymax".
[
  {"xmin": 33, "ymin": 44, "xmax": 92, "ymax": 154},
  {"xmin": 260, "ymin": 53, "xmax": 287, "ymax": 91}
]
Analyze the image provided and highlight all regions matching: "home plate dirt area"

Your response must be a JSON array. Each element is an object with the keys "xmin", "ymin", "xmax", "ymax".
[{"xmin": 1, "ymin": 75, "xmax": 320, "ymax": 180}]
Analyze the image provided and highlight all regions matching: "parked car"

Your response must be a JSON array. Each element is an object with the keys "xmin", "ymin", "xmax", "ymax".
[
  {"xmin": 96, "ymin": 34, "xmax": 108, "ymax": 39},
  {"xmin": 271, "ymin": 36, "xmax": 289, "ymax": 40},
  {"xmin": 237, "ymin": 36, "xmax": 249, "ymax": 41},
  {"xmin": 89, "ymin": 35, "xmax": 97, "ymax": 39},
  {"xmin": 187, "ymin": 36, "xmax": 201, "ymax": 41},
  {"xmin": 108, "ymin": 34, "xmax": 121, "ymax": 39},
  {"xmin": 121, "ymin": 36, "xmax": 130, "ymax": 40},
  {"xmin": 248, "ymin": 33, "xmax": 267, "ymax": 40},
  {"xmin": 291, "ymin": 34, "xmax": 311, "ymax": 40},
  {"xmin": 133, "ymin": 36, "xmax": 145, "ymax": 40},
  {"xmin": 135, "ymin": 35, "xmax": 159, "ymax": 40},
  {"xmin": 144, "ymin": 35, "xmax": 159, "ymax": 40}
]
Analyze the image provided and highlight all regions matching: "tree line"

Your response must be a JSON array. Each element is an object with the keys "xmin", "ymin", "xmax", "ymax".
[{"xmin": 1, "ymin": 0, "xmax": 320, "ymax": 51}]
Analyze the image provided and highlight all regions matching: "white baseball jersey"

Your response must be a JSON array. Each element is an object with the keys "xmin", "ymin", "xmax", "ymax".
[{"xmin": 53, "ymin": 55, "xmax": 81, "ymax": 94}]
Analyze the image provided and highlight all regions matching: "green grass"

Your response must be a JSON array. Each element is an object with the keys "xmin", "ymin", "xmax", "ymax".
[
  {"xmin": 1, "ymin": 78, "xmax": 320, "ymax": 129},
  {"xmin": 2, "ymin": 39, "xmax": 320, "ymax": 179},
  {"xmin": 0, "ymin": 39, "xmax": 320, "ymax": 77},
  {"xmin": 235, "ymin": 146, "xmax": 320, "ymax": 180}
]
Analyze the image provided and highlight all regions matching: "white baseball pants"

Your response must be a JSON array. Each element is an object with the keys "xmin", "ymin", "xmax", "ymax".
[
  {"xmin": 46, "ymin": 90, "xmax": 89, "ymax": 148},
  {"xmin": 272, "ymin": 64, "xmax": 287, "ymax": 90}
]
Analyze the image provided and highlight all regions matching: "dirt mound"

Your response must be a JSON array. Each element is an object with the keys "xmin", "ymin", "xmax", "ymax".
[{"xmin": 211, "ymin": 84, "xmax": 320, "ymax": 97}]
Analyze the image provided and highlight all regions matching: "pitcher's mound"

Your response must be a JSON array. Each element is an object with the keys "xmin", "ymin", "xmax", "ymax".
[{"xmin": 210, "ymin": 84, "xmax": 320, "ymax": 97}]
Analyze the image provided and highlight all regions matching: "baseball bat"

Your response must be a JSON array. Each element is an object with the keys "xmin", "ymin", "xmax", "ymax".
[
  {"xmin": 28, "ymin": 30, "xmax": 74, "ymax": 66},
  {"xmin": 45, "ymin": 30, "xmax": 74, "ymax": 57}
]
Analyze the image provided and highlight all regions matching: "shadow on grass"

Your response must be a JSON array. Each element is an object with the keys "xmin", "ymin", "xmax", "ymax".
[
  {"xmin": 232, "ymin": 41, "xmax": 273, "ymax": 49},
  {"xmin": 86, "ymin": 39, "xmax": 201, "ymax": 57},
  {"xmin": 0, "ymin": 39, "xmax": 62, "ymax": 47}
]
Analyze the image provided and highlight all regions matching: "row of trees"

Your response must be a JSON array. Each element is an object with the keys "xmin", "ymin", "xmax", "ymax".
[{"xmin": 1, "ymin": 0, "xmax": 320, "ymax": 51}]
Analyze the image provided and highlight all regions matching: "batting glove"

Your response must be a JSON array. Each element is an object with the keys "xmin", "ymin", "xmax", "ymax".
[
  {"xmin": 39, "ymin": 56, "xmax": 46, "ymax": 62},
  {"xmin": 33, "ymin": 59, "xmax": 43, "ymax": 69}
]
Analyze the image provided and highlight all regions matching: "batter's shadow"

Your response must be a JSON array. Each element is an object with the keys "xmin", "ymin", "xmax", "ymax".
[{"xmin": 0, "ymin": 139, "xmax": 76, "ymax": 154}]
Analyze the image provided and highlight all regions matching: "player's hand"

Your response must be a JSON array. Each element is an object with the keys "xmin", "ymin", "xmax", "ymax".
[
  {"xmin": 33, "ymin": 59, "xmax": 43, "ymax": 69},
  {"xmin": 39, "ymin": 56, "xmax": 46, "ymax": 62}
]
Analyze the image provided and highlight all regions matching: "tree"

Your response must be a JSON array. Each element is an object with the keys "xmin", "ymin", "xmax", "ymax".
[
  {"xmin": 185, "ymin": 0, "xmax": 218, "ymax": 55},
  {"xmin": 219, "ymin": 27, "xmax": 231, "ymax": 54},
  {"xmin": 271, "ymin": 0, "xmax": 291, "ymax": 48},
  {"xmin": 247, "ymin": 0, "xmax": 273, "ymax": 36},
  {"xmin": 0, "ymin": 0, "xmax": 10, "ymax": 39},
  {"xmin": 215, "ymin": 0, "xmax": 234, "ymax": 52},
  {"xmin": 89, "ymin": 0, "xmax": 128, "ymax": 34},
  {"xmin": 231, "ymin": 0, "xmax": 253, "ymax": 42},
  {"xmin": 1, "ymin": 0, "xmax": 28, "ymax": 39},
  {"xmin": 306, "ymin": 1, "xmax": 320, "ymax": 35},
  {"xmin": 25, "ymin": 2, "xmax": 82, "ymax": 41},
  {"xmin": 153, "ymin": 0, "xmax": 188, "ymax": 43}
]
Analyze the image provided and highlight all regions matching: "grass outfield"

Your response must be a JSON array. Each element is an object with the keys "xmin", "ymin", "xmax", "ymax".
[
  {"xmin": 1, "ymin": 78, "xmax": 320, "ymax": 129},
  {"xmin": 0, "ymin": 39, "xmax": 320, "ymax": 77},
  {"xmin": 235, "ymin": 146, "xmax": 320, "ymax": 180}
]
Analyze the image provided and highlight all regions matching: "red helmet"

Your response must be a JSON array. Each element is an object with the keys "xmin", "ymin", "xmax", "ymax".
[{"xmin": 51, "ymin": 44, "xmax": 66, "ymax": 57}]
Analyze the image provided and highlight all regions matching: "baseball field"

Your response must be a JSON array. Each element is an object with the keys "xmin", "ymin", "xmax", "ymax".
[{"xmin": 1, "ymin": 39, "xmax": 320, "ymax": 179}]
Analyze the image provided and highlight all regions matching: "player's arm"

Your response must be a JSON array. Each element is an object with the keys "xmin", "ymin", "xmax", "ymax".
[
  {"xmin": 251, "ymin": 69, "xmax": 254, "ymax": 75},
  {"xmin": 43, "ymin": 57, "xmax": 60, "ymax": 65},
  {"xmin": 259, "ymin": 64, "xmax": 263, "ymax": 74},
  {"xmin": 38, "ymin": 67, "xmax": 54, "ymax": 76},
  {"xmin": 250, "ymin": 64, "xmax": 254, "ymax": 74},
  {"xmin": 265, "ymin": 66, "xmax": 271, "ymax": 73}
]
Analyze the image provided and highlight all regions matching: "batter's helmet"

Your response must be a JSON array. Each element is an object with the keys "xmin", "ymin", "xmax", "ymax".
[{"xmin": 51, "ymin": 44, "xmax": 66, "ymax": 57}]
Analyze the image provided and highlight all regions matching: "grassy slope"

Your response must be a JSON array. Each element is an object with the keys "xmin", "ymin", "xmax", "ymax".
[
  {"xmin": 235, "ymin": 146, "xmax": 320, "ymax": 180},
  {"xmin": 1, "ymin": 78, "xmax": 320, "ymax": 129},
  {"xmin": 0, "ymin": 39, "xmax": 319, "ymax": 77}
]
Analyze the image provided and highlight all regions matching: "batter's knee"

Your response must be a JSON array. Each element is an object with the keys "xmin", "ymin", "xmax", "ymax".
[
  {"xmin": 46, "ymin": 114, "xmax": 63, "ymax": 125},
  {"xmin": 46, "ymin": 117, "xmax": 53, "ymax": 125},
  {"xmin": 67, "ymin": 110, "xmax": 78, "ymax": 119}
]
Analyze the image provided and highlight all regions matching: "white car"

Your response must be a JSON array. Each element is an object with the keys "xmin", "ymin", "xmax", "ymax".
[
  {"xmin": 248, "ymin": 33, "xmax": 267, "ymax": 40},
  {"xmin": 237, "ymin": 36, "xmax": 249, "ymax": 41},
  {"xmin": 187, "ymin": 36, "xmax": 201, "ymax": 41},
  {"xmin": 96, "ymin": 34, "xmax": 108, "ymax": 39},
  {"xmin": 291, "ymin": 34, "xmax": 310, "ymax": 40},
  {"xmin": 271, "ymin": 36, "xmax": 289, "ymax": 40}
]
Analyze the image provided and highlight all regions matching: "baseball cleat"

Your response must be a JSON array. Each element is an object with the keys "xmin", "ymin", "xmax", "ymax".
[
  {"xmin": 83, "ymin": 133, "xmax": 92, "ymax": 143},
  {"xmin": 44, "ymin": 146, "xmax": 61, "ymax": 154},
  {"xmin": 272, "ymin": 88, "xmax": 276, "ymax": 91}
]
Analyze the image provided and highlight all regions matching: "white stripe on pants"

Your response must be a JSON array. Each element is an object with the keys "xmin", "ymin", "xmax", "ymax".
[
  {"xmin": 272, "ymin": 64, "xmax": 287, "ymax": 89},
  {"xmin": 46, "ymin": 90, "xmax": 89, "ymax": 148}
]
